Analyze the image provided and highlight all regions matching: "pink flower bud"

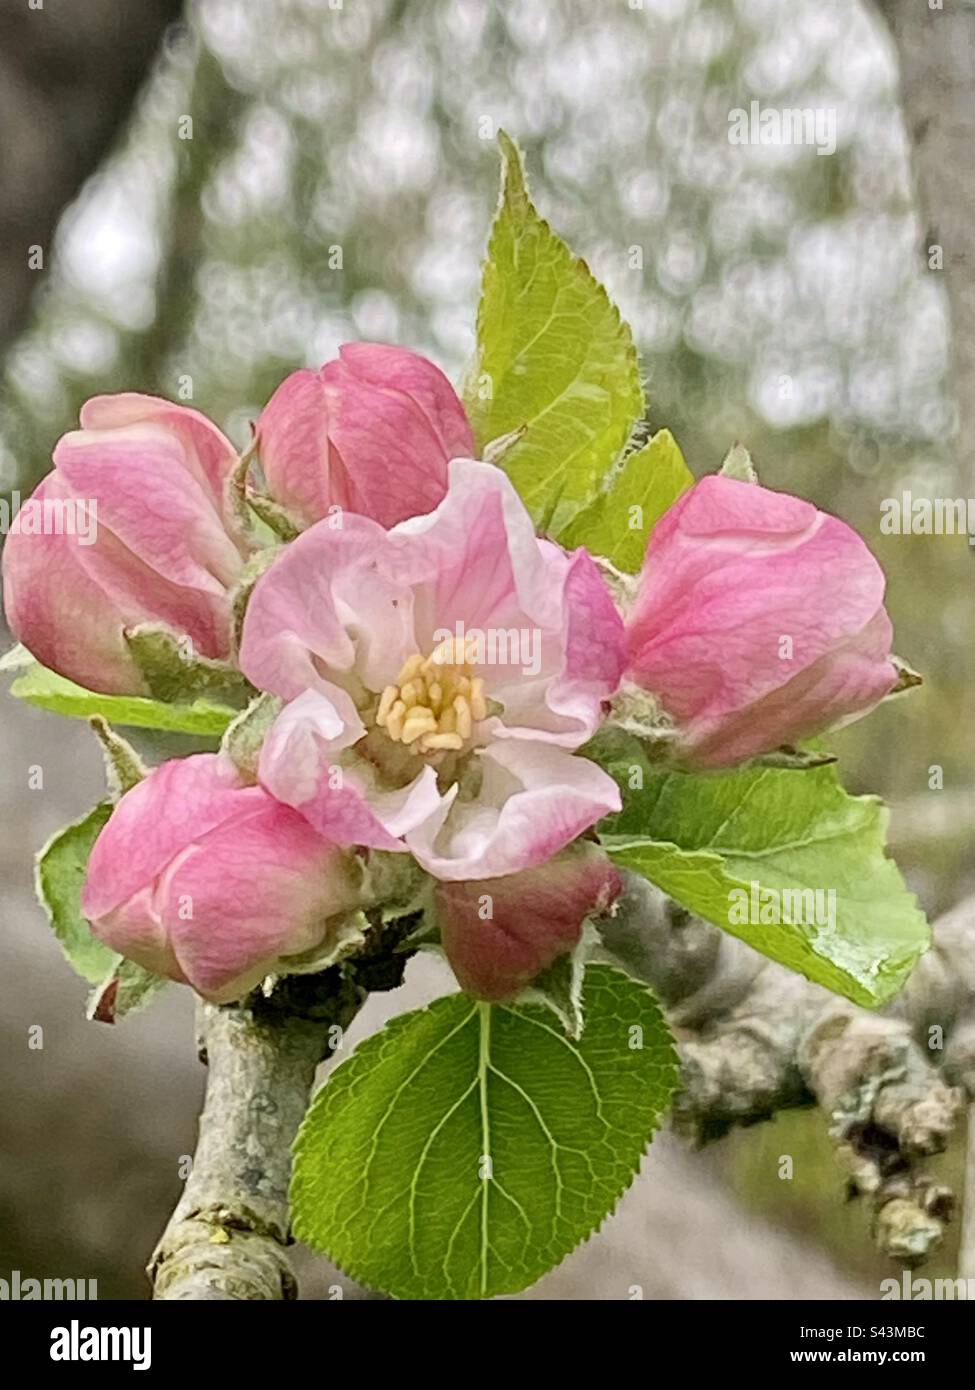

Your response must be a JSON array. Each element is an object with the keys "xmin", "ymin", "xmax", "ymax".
[
  {"xmin": 82, "ymin": 754, "xmax": 363, "ymax": 1003},
  {"xmin": 2, "ymin": 394, "xmax": 248, "ymax": 694},
  {"xmin": 255, "ymin": 343, "xmax": 474, "ymax": 529},
  {"xmin": 625, "ymin": 475, "xmax": 898, "ymax": 768},
  {"xmin": 435, "ymin": 847, "xmax": 622, "ymax": 1002}
]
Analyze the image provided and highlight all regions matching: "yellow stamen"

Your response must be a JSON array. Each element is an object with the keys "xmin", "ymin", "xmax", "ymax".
[
  {"xmin": 376, "ymin": 646, "xmax": 488, "ymax": 756},
  {"xmin": 418, "ymin": 731, "xmax": 464, "ymax": 753},
  {"xmin": 385, "ymin": 699, "xmax": 407, "ymax": 741},
  {"xmin": 376, "ymin": 686, "xmax": 397, "ymax": 727},
  {"xmin": 470, "ymin": 678, "xmax": 487, "ymax": 722},
  {"xmin": 401, "ymin": 710, "xmax": 438, "ymax": 745},
  {"xmin": 453, "ymin": 694, "xmax": 472, "ymax": 740},
  {"xmin": 397, "ymin": 654, "xmax": 424, "ymax": 684}
]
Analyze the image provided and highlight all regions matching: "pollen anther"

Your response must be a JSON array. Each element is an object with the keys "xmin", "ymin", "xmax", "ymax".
[{"xmin": 375, "ymin": 646, "xmax": 489, "ymax": 756}]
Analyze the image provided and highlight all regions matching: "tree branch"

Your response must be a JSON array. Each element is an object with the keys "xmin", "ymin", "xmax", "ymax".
[
  {"xmin": 151, "ymin": 880, "xmax": 973, "ymax": 1299},
  {"xmin": 149, "ymin": 970, "xmax": 365, "ymax": 1300},
  {"xmin": 601, "ymin": 875, "xmax": 973, "ymax": 1264},
  {"xmin": 149, "ymin": 913, "xmax": 419, "ymax": 1300}
]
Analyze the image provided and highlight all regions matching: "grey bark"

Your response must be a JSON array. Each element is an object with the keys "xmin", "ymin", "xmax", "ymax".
[
  {"xmin": 602, "ymin": 875, "xmax": 972, "ymax": 1264},
  {"xmin": 150, "ymin": 973, "xmax": 365, "ymax": 1300},
  {"xmin": 149, "ymin": 918, "xmax": 417, "ymax": 1300},
  {"xmin": 876, "ymin": 0, "xmax": 975, "ymax": 1278}
]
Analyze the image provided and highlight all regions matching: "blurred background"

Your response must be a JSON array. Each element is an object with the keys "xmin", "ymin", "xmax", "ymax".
[{"xmin": 1, "ymin": 0, "xmax": 972, "ymax": 1298}]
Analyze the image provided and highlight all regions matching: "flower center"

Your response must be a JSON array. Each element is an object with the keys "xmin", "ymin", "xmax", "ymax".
[{"xmin": 375, "ymin": 639, "xmax": 488, "ymax": 756}]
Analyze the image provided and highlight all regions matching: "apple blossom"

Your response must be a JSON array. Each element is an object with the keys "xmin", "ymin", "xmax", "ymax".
[
  {"xmin": 624, "ymin": 474, "xmax": 898, "ymax": 768},
  {"xmin": 238, "ymin": 457, "xmax": 625, "ymax": 880},
  {"xmin": 255, "ymin": 342, "xmax": 475, "ymax": 530},
  {"xmin": 82, "ymin": 753, "xmax": 363, "ymax": 1003},
  {"xmin": 2, "ymin": 394, "xmax": 249, "ymax": 695}
]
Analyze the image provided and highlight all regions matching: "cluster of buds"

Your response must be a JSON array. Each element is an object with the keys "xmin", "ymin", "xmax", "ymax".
[{"xmin": 2, "ymin": 344, "xmax": 899, "ymax": 1004}]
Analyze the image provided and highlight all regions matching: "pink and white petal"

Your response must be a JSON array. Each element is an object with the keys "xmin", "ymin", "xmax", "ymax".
[
  {"xmin": 160, "ymin": 800, "xmax": 360, "ymax": 1002},
  {"xmin": 54, "ymin": 426, "xmax": 243, "ymax": 591},
  {"xmin": 436, "ymin": 847, "xmax": 622, "ymax": 1001},
  {"xmin": 559, "ymin": 547, "xmax": 626, "ymax": 693},
  {"xmin": 79, "ymin": 393, "xmax": 241, "ymax": 529},
  {"xmin": 88, "ymin": 884, "xmax": 187, "ymax": 985},
  {"xmin": 686, "ymin": 608, "xmax": 897, "ymax": 768},
  {"xmin": 320, "ymin": 345, "xmax": 470, "ymax": 527},
  {"xmin": 82, "ymin": 754, "xmax": 261, "ymax": 922},
  {"xmin": 258, "ymin": 688, "xmax": 367, "ymax": 796},
  {"xmin": 333, "ymin": 343, "xmax": 474, "ymax": 462},
  {"xmin": 238, "ymin": 514, "xmax": 414, "ymax": 700},
  {"xmin": 627, "ymin": 513, "xmax": 888, "ymax": 727},
  {"xmin": 627, "ymin": 477, "xmax": 821, "ymax": 646},
  {"xmin": 3, "ymin": 475, "xmax": 150, "ymax": 693},
  {"xmin": 257, "ymin": 690, "xmax": 448, "ymax": 850},
  {"xmin": 406, "ymin": 740, "xmax": 621, "ymax": 881},
  {"xmin": 490, "ymin": 546, "xmax": 625, "ymax": 747},
  {"xmin": 79, "ymin": 520, "xmax": 233, "ymax": 664},
  {"xmin": 255, "ymin": 369, "xmax": 333, "ymax": 528},
  {"xmin": 392, "ymin": 459, "xmax": 562, "ymax": 644}
]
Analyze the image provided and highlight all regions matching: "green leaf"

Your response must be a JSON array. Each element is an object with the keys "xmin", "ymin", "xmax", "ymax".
[
  {"xmin": 10, "ymin": 660, "xmax": 238, "ymax": 735},
  {"xmin": 88, "ymin": 716, "xmax": 147, "ymax": 798},
  {"xmin": 292, "ymin": 964, "xmax": 677, "ymax": 1299},
  {"xmin": 35, "ymin": 802, "xmax": 117, "ymax": 985},
  {"xmin": 465, "ymin": 132, "xmax": 644, "ymax": 534},
  {"xmin": 36, "ymin": 799, "xmax": 169, "ymax": 1015},
  {"xmin": 123, "ymin": 623, "xmax": 252, "ymax": 705},
  {"xmin": 87, "ymin": 958, "xmax": 168, "ymax": 1024},
  {"xmin": 719, "ymin": 440, "xmax": 758, "ymax": 483},
  {"xmin": 590, "ymin": 731, "xmax": 929, "ymax": 1008},
  {"xmin": 516, "ymin": 919, "xmax": 600, "ymax": 1040},
  {"xmin": 558, "ymin": 429, "xmax": 693, "ymax": 569},
  {"xmin": 220, "ymin": 691, "xmax": 281, "ymax": 782}
]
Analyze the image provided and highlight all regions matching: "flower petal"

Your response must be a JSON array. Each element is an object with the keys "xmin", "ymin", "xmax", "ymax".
[
  {"xmin": 238, "ymin": 512, "xmax": 415, "ymax": 700},
  {"xmin": 79, "ymin": 392, "xmax": 241, "ymax": 532},
  {"xmin": 54, "ymin": 424, "xmax": 242, "ymax": 591},
  {"xmin": 321, "ymin": 343, "xmax": 473, "ymax": 527},
  {"xmin": 257, "ymin": 689, "xmax": 449, "ymax": 850},
  {"xmin": 160, "ymin": 798, "xmax": 361, "ymax": 1002},
  {"xmin": 256, "ymin": 344, "xmax": 473, "ymax": 529},
  {"xmin": 254, "ymin": 369, "xmax": 333, "ymax": 529},
  {"xmin": 3, "ymin": 474, "xmax": 148, "ymax": 693},
  {"xmin": 406, "ymin": 739, "xmax": 621, "ymax": 881},
  {"xmin": 436, "ymin": 846, "xmax": 622, "ymax": 1001},
  {"xmin": 82, "ymin": 754, "xmax": 261, "ymax": 922},
  {"xmin": 626, "ymin": 475, "xmax": 897, "ymax": 764}
]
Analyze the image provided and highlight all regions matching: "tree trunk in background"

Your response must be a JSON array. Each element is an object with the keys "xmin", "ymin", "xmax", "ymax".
[
  {"xmin": 876, "ymin": 0, "xmax": 975, "ymax": 1281},
  {"xmin": 0, "ymin": 0, "xmax": 184, "ymax": 353},
  {"xmin": 876, "ymin": 0, "xmax": 975, "ymax": 482}
]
